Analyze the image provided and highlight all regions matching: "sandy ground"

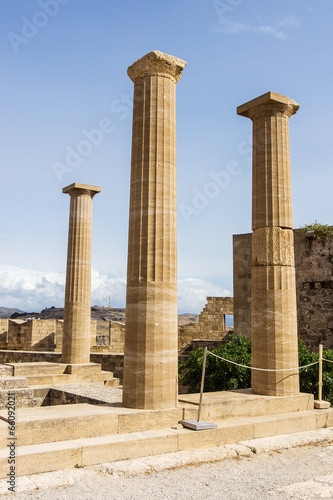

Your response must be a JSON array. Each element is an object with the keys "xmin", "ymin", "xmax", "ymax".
[{"xmin": 1, "ymin": 430, "xmax": 333, "ymax": 499}]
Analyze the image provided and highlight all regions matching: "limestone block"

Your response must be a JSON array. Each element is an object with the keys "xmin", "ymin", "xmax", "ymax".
[
  {"xmin": 252, "ymin": 227, "xmax": 294, "ymax": 267},
  {"xmin": 254, "ymin": 412, "xmax": 315, "ymax": 439},
  {"xmin": 251, "ymin": 266, "xmax": 299, "ymax": 396}
]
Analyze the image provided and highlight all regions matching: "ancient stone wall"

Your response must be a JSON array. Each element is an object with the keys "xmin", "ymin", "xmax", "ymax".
[
  {"xmin": 7, "ymin": 319, "xmax": 56, "ymax": 350},
  {"xmin": 2, "ymin": 298, "xmax": 234, "ymax": 354},
  {"xmin": 109, "ymin": 322, "xmax": 125, "ymax": 353},
  {"xmin": 91, "ymin": 321, "xmax": 125, "ymax": 353},
  {"xmin": 233, "ymin": 230, "xmax": 333, "ymax": 351},
  {"xmin": 294, "ymin": 231, "xmax": 333, "ymax": 351},
  {"xmin": 178, "ymin": 297, "xmax": 233, "ymax": 349},
  {"xmin": 0, "ymin": 319, "xmax": 8, "ymax": 346},
  {"xmin": 6, "ymin": 318, "xmax": 96, "ymax": 352}
]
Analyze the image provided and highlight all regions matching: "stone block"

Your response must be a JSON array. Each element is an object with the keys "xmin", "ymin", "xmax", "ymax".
[
  {"xmin": 254, "ymin": 411, "xmax": 316, "ymax": 438},
  {"xmin": 80, "ymin": 430, "xmax": 179, "ymax": 466},
  {"xmin": 252, "ymin": 227, "xmax": 294, "ymax": 266}
]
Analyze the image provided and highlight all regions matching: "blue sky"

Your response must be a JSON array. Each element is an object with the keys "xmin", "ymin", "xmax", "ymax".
[{"xmin": 0, "ymin": 0, "xmax": 332, "ymax": 313}]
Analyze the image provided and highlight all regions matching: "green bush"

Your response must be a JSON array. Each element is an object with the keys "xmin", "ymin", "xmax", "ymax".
[
  {"xmin": 299, "ymin": 220, "xmax": 333, "ymax": 238},
  {"xmin": 179, "ymin": 334, "xmax": 251, "ymax": 393},
  {"xmin": 179, "ymin": 336, "xmax": 333, "ymax": 403}
]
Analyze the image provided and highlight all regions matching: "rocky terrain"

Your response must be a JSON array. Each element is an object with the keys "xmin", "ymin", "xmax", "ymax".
[
  {"xmin": 2, "ymin": 306, "xmax": 199, "ymax": 325},
  {"xmin": 0, "ymin": 307, "xmax": 23, "ymax": 317}
]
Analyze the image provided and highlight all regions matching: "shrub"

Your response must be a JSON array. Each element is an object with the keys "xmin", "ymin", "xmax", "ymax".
[
  {"xmin": 179, "ymin": 336, "xmax": 333, "ymax": 403},
  {"xmin": 299, "ymin": 220, "xmax": 333, "ymax": 239},
  {"xmin": 179, "ymin": 334, "xmax": 251, "ymax": 393}
]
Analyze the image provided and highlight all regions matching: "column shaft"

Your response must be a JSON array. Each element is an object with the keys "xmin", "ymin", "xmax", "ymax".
[
  {"xmin": 123, "ymin": 51, "xmax": 186, "ymax": 409},
  {"xmin": 237, "ymin": 92, "xmax": 299, "ymax": 396},
  {"xmin": 62, "ymin": 183, "xmax": 101, "ymax": 365}
]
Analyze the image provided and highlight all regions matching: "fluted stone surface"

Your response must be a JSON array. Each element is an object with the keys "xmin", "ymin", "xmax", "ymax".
[
  {"xmin": 238, "ymin": 92, "xmax": 299, "ymax": 230},
  {"xmin": 237, "ymin": 92, "xmax": 299, "ymax": 396},
  {"xmin": 62, "ymin": 183, "xmax": 101, "ymax": 365},
  {"xmin": 251, "ymin": 266, "xmax": 299, "ymax": 395},
  {"xmin": 123, "ymin": 51, "xmax": 186, "ymax": 410}
]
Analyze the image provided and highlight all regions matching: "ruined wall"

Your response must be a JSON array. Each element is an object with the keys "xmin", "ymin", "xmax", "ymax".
[
  {"xmin": 294, "ymin": 231, "xmax": 333, "ymax": 350},
  {"xmin": 7, "ymin": 318, "xmax": 96, "ymax": 352},
  {"xmin": 8, "ymin": 320, "xmax": 32, "ymax": 350},
  {"xmin": 109, "ymin": 322, "xmax": 125, "ymax": 353},
  {"xmin": 3, "ymin": 298, "xmax": 234, "ymax": 354},
  {"xmin": 7, "ymin": 319, "xmax": 56, "ymax": 350},
  {"xmin": 91, "ymin": 321, "xmax": 126, "ymax": 353},
  {"xmin": 29, "ymin": 320, "xmax": 56, "ymax": 350},
  {"xmin": 178, "ymin": 297, "xmax": 233, "ymax": 349},
  {"xmin": 233, "ymin": 230, "xmax": 333, "ymax": 351},
  {"xmin": 0, "ymin": 319, "xmax": 8, "ymax": 346}
]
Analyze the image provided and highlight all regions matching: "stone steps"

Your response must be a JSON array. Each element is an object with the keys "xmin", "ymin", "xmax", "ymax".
[
  {"xmin": 0, "ymin": 403, "xmax": 182, "ymax": 447},
  {"xmin": 0, "ymin": 386, "xmax": 49, "ymax": 410},
  {"xmin": 10, "ymin": 362, "xmax": 67, "ymax": 377},
  {"xmin": 0, "ymin": 365, "xmax": 13, "ymax": 377},
  {"xmin": 1, "ymin": 406, "xmax": 332, "ymax": 478},
  {"xmin": 178, "ymin": 390, "xmax": 314, "ymax": 420},
  {"xmin": 0, "ymin": 376, "xmax": 28, "ymax": 390},
  {"xmin": 4, "ymin": 362, "xmax": 119, "ymax": 388}
]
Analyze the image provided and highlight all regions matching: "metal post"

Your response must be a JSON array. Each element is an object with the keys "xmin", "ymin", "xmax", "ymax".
[
  {"xmin": 197, "ymin": 347, "xmax": 208, "ymax": 422},
  {"xmin": 318, "ymin": 343, "xmax": 323, "ymax": 401},
  {"xmin": 179, "ymin": 346, "xmax": 218, "ymax": 430}
]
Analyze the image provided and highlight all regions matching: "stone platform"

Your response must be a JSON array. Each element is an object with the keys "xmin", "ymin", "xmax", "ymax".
[
  {"xmin": 4, "ymin": 362, "xmax": 119, "ymax": 387},
  {"xmin": 0, "ymin": 387, "xmax": 332, "ymax": 478}
]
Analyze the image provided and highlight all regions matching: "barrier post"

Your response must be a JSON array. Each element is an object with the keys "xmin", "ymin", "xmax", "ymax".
[
  {"xmin": 179, "ymin": 347, "xmax": 217, "ymax": 430},
  {"xmin": 318, "ymin": 343, "xmax": 323, "ymax": 401},
  {"xmin": 197, "ymin": 347, "xmax": 207, "ymax": 422}
]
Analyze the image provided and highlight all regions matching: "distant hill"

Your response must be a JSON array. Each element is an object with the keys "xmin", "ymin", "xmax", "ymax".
[
  {"xmin": 3, "ymin": 306, "xmax": 198, "ymax": 325},
  {"xmin": 0, "ymin": 307, "xmax": 24, "ymax": 318}
]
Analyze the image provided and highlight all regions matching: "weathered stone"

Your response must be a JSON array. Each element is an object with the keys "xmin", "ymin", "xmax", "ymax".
[
  {"xmin": 252, "ymin": 227, "xmax": 294, "ymax": 267},
  {"xmin": 62, "ymin": 183, "xmax": 101, "ymax": 365},
  {"xmin": 237, "ymin": 91, "xmax": 299, "ymax": 396},
  {"xmin": 123, "ymin": 51, "xmax": 186, "ymax": 410},
  {"xmin": 237, "ymin": 92, "xmax": 299, "ymax": 230},
  {"xmin": 234, "ymin": 231, "xmax": 333, "ymax": 352},
  {"xmin": 251, "ymin": 266, "xmax": 299, "ymax": 395}
]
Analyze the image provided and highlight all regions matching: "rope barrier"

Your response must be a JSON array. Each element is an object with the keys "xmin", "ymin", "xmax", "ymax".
[
  {"xmin": 189, "ymin": 343, "xmax": 330, "ymax": 426},
  {"xmin": 323, "ymin": 358, "xmax": 333, "ymax": 364},
  {"xmin": 207, "ymin": 350, "xmax": 319, "ymax": 372}
]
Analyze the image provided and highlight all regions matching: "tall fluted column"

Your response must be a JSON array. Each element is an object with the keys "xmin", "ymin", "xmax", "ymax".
[
  {"xmin": 237, "ymin": 92, "xmax": 300, "ymax": 396},
  {"xmin": 123, "ymin": 51, "xmax": 186, "ymax": 409},
  {"xmin": 62, "ymin": 183, "xmax": 101, "ymax": 365}
]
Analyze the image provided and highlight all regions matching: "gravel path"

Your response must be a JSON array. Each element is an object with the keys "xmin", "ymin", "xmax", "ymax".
[{"xmin": 2, "ymin": 438, "xmax": 333, "ymax": 499}]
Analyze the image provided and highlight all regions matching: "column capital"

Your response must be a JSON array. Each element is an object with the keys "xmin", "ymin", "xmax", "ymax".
[
  {"xmin": 62, "ymin": 183, "xmax": 101, "ymax": 197},
  {"xmin": 237, "ymin": 91, "xmax": 299, "ymax": 120},
  {"xmin": 127, "ymin": 50, "xmax": 187, "ymax": 84}
]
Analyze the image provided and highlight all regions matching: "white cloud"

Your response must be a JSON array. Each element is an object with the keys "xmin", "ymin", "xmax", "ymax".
[
  {"xmin": 178, "ymin": 278, "xmax": 231, "ymax": 314},
  {"xmin": 0, "ymin": 265, "xmax": 65, "ymax": 311},
  {"xmin": 215, "ymin": 15, "xmax": 299, "ymax": 41},
  {"xmin": 0, "ymin": 266, "xmax": 231, "ymax": 314}
]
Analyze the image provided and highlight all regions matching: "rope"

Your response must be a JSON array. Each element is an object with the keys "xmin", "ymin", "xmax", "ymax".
[
  {"xmin": 207, "ymin": 350, "xmax": 319, "ymax": 372},
  {"xmin": 323, "ymin": 358, "xmax": 333, "ymax": 364}
]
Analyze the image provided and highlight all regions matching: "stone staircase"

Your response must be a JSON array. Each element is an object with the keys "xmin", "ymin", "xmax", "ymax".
[
  {"xmin": 0, "ymin": 389, "xmax": 332, "ymax": 478},
  {"xmin": 4, "ymin": 362, "xmax": 119, "ymax": 388},
  {"xmin": 0, "ymin": 363, "xmax": 119, "ymax": 410}
]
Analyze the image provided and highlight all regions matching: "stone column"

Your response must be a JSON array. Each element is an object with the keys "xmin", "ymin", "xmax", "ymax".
[
  {"xmin": 123, "ymin": 51, "xmax": 186, "ymax": 409},
  {"xmin": 237, "ymin": 92, "xmax": 300, "ymax": 396},
  {"xmin": 62, "ymin": 183, "xmax": 101, "ymax": 365}
]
